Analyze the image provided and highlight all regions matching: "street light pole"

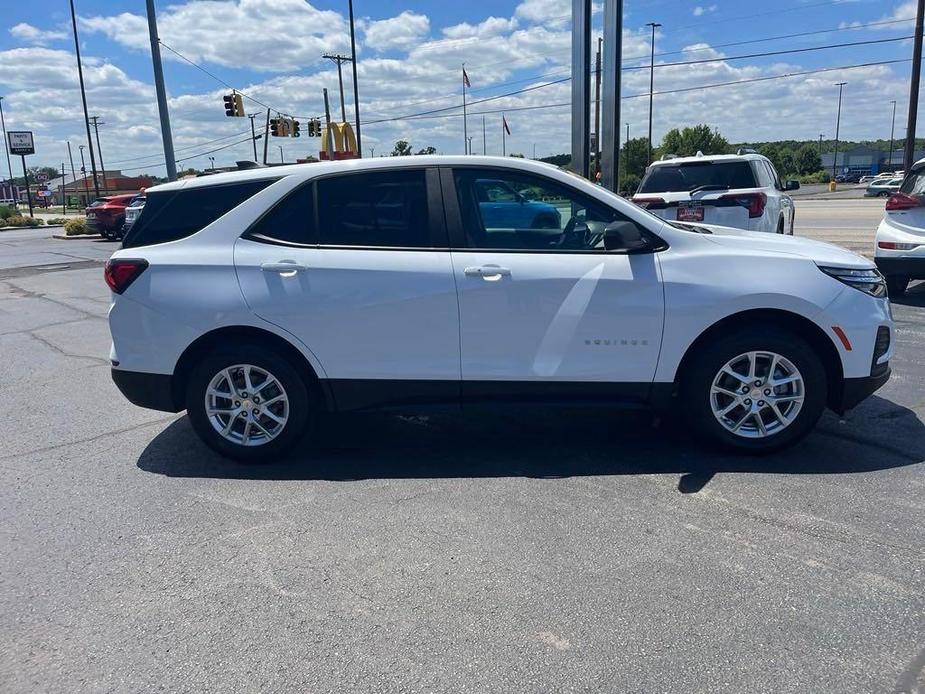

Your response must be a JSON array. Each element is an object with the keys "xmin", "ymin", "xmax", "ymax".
[
  {"xmin": 347, "ymin": 0, "xmax": 362, "ymax": 156},
  {"xmin": 278, "ymin": 146, "xmax": 284, "ymax": 164},
  {"xmin": 646, "ymin": 21, "xmax": 662, "ymax": 165},
  {"xmin": 208, "ymin": 156, "xmax": 215, "ymax": 171},
  {"xmin": 89, "ymin": 116, "xmax": 107, "ymax": 194},
  {"xmin": 818, "ymin": 133, "xmax": 824, "ymax": 155},
  {"xmin": 832, "ymin": 82, "xmax": 847, "ymax": 180},
  {"xmin": 889, "ymin": 100, "xmax": 897, "ymax": 172},
  {"xmin": 248, "ymin": 114, "xmax": 258, "ymax": 161},
  {"xmin": 145, "ymin": 0, "xmax": 178, "ymax": 181},
  {"xmin": 70, "ymin": 0, "xmax": 101, "ymax": 199},
  {"xmin": 78, "ymin": 145, "xmax": 90, "ymax": 204}
]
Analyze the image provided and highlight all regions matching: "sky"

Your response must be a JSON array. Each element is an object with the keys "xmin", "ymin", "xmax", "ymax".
[{"xmin": 0, "ymin": 0, "xmax": 920, "ymax": 177}]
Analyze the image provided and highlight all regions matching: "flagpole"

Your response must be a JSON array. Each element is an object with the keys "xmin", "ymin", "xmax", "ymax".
[
  {"xmin": 502, "ymin": 113, "xmax": 506, "ymax": 156},
  {"xmin": 462, "ymin": 63, "xmax": 468, "ymax": 154}
]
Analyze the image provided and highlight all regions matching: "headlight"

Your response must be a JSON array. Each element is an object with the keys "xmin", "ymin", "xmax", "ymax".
[{"xmin": 818, "ymin": 265, "xmax": 887, "ymax": 298}]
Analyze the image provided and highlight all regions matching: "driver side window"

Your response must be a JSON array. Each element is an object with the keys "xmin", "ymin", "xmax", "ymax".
[{"xmin": 454, "ymin": 168, "xmax": 637, "ymax": 251}]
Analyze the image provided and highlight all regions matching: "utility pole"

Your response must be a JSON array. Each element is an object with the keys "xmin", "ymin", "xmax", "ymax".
[
  {"xmin": 248, "ymin": 114, "xmax": 258, "ymax": 161},
  {"xmin": 533, "ymin": 143, "xmax": 537, "ymax": 159},
  {"xmin": 818, "ymin": 133, "xmax": 824, "ymax": 155},
  {"xmin": 322, "ymin": 54, "xmax": 352, "ymax": 122},
  {"xmin": 889, "ymin": 100, "xmax": 897, "ymax": 172},
  {"xmin": 904, "ymin": 0, "xmax": 924, "ymax": 172},
  {"xmin": 277, "ymin": 146, "xmax": 284, "ymax": 164},
  {"xmin": 482, "ymin": 116, "xmax": 487, "ymax": 155},
  {"xmin": 70, "ymin": 0, "xmax": 100, "ymax": 199},
  {"xmin": 0, "ymin": 97, "xmax": 12, "ymax": 195},
  {"xmin": 323, "ymin": 89, "xmax": 335, "ymax": 160},
  {"xmin": 67, "ymin": 141, "xmax": 78, "ymax": 210},
  {"xmin": 594, "ymin": 36, "xmax": 602, "ymax": 178},
  {"xmin": 462, "ymin": 63, "xmax": 469, "ymax": 154},
  {"xmin": 646, "ymin": 21, "xmax": 662, "ymax": 165},
  {"xmin": 61, "ymin": 161, "xmax": 66, "ymax": 215},
  {"xmin": 145, "ymin": 0, "xmax": 178, "ymax": 181},
  {"xmin": 263, "ymin": 109, "xmax": 270, "ymax": 165},
  {"xmin": 89, "ymin": 116, "xmax": 107, "ymax": 194},
  {"xmin": 833, "ymin": 82, "xmax": 847, "ymax": 179},
  {"xmin": 20, "ymin": 155, "xmax": 33, "ymax": 218},
  {"xmin": 600, "ymin": 0, "xmax": 624, "ymax": 192},
  {"xmin": 467, "ymin": 136, "xmax": 474, "ymax": 156},
  {"xmin": 78, "ymin": 145, "xmax": 90, "ymax": 205},
  {"xmin": 347, "ymin": 0, "xmax": 362, "ymax": 156}
]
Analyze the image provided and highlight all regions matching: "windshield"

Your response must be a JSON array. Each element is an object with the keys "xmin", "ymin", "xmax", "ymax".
[
  {"xmin": 639, "ymin": 161, "xmax": 757, "ymax": 193},
  {"xmin": 88, "ymin": 198, "xmax": 110, "ymax": 208}
]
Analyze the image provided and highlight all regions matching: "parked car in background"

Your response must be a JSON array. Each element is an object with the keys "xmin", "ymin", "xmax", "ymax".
[
  {"xmin": 633, "ymin": 151, "xmax": 798, "ymax": 234},
  {"xmin": 106, "ymin": 156, "xmax": 891, "ymax": 461},
  {"xmin": 865, "ymin": 177, "xmax": 904, "ymax": 198},
  {"xmin": 859, "ymin": 175, "xmax": 878, "ymax": 184},
  {"xmin": 875, "ymin": 159, "xmax": 925, "ymax": 296},
  {"xmin": 474, "ymin": 178, "xmax": 562, "ymax": 230},
  {"xmin": 835, "ymin": 172, "xmax": 862, "ymax": 184},
  {"xmin": 86, "ymin": 194, "xmax": 137, "ymax": 240},
  {"xmin": 120, "ymin": 194, "xmax": 146, "ymax": 240}
]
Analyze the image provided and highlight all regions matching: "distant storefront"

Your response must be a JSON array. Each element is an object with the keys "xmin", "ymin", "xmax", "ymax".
[
  {"xmin": 822, "ymin": 146, "xmax": 925, "ymax": 175},
  {"xmin": 56, "ymin": 170, "xmax": 154, "ymax": 207}
]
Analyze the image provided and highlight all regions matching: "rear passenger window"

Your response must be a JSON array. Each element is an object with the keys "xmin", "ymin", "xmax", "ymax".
[
  {"xmin": 123, "ymin": 178, "xmax": 277, "ymax": 248},
  {"xmin": 246, "ymin": 183, "xmax": 315, "ymax": 245},
  {"xmin": 316, "ymin": 170, "xmax": 430, "ymax": 248}
]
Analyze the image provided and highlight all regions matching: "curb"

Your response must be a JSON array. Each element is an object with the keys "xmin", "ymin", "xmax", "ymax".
[{"xmin": 52, "ymin": 233, "xmax": 105, "ymax": 241}]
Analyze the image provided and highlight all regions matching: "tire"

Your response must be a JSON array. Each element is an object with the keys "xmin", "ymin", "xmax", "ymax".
[
  {"xmin": 185, "ymin": 343, "xmax": 312, "ymax": 462},
  {"xmin": 776, "ymin": 218, "xmax": 785, "ymax": 234},
  {"xmin": 878, "ymin": 191, "xmax": 890, "ymax": 198},
  {"xmin": 680, "ymin": 328, "xmax": 827, "ymax": 454},
  {"xmin": 790, "ymin": 210, "xmax": 795, "ymax": 235},
  {"xmin": 886, "ymin": 275, "xmax": 910, "ymax": 297}
]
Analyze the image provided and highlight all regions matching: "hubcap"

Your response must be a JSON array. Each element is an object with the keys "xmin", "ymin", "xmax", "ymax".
[
  {"xmin": 710, "ymin": 351, "xmax": 804, "ymax": 439},
  {"xmin": 205, "ymin": 364, "xmax": 289, "ymax": 447}
]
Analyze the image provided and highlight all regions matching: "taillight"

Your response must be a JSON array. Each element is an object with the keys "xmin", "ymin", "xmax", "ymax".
[
  {"xmin": 104, "ymin": 259, "xmax": 148, "ymax": 294},
  {"xmin": 719, "ymin": 192, "xmax": 767, "ymax": 218},
  {"xmin": 633, "ymin": 196, "xmax": 667, "ymax": 210},
  {"xmin": 878, "ymin": 241, "xmax": 921, "ymax": 250},
  {"xmin": 885, "ymin": 192, "xmax": 922, "ymax": 211}
]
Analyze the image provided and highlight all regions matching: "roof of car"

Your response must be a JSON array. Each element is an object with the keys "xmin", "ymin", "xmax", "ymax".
[
  {"xmin": 145, "ymin": 156, "xmax": 561, "ymax": 194},
  {"xmin": 648, "ymin": 152, "xmax": 770, "ymax": 167}
]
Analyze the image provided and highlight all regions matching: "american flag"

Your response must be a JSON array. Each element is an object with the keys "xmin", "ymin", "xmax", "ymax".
[
  {"xmin": 462, "ymin": 68, "xmax": 471, "ymax": 88},
  {"xmin": 503, "ymin": 115, "xmax": 511, "ymax": 135}
]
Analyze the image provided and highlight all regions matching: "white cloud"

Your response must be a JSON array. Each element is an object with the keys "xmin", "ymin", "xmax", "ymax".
[
  {"xmin": 692, "ymin": 5, "xmax": 718, "ymax": 17},
  {"xmin": 443, "ymin": 17, "xmax": 518, "ymax": 39},
  {"xmin": 514, "ymin": 0, "xmax": 570, "ymax": 23},
  {"xmin": 9, "ymin": 23, "xmax": 68, "ymax": 44},
  {"xmin": 363, "ymin": 11, "xmax": 430, "ymax": 52}
]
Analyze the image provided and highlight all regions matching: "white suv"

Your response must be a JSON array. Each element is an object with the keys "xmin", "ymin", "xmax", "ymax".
[
  {"xmin": 107, "ymin": 156, "xmax": 892, "ymax": 461},
  {"xmin": 633, "ymin": 151, "xmax": 799, "ymax": 234},
  {"xmin": 875, "ymin": 158, "xmax": 925, "ymax": 296}
]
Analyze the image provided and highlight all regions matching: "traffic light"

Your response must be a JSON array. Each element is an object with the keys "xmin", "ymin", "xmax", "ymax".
[
  {"xmin": 291, "ymin": 119, "xmax": 300, "ymax": 138},
  {"xmin": 308, "ymin": 119, "xmax": 322, "ymax": 137},
  {"xmin": 270, "ymin": 118, "xmax": 280, "ymax": 137},
  {"xmin": 223, "ymin": 92, "xmax": 244, "ymax": 117}
]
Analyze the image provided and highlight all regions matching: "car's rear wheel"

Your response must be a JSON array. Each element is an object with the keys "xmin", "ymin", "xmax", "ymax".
[
  {"xmin": 886, "ymin": 275, "xmax": 910, "ymax": 297},
  {"xmin": 681, "ymin": 329, "xmax": 827, "ymax": 453},
  {"xmin": 878, "ymin": 191, "xmax": 890, "ymax": 198},
  {"xmin": 185, "ymin": 344, "xmax": 312, "ymax": 462}
]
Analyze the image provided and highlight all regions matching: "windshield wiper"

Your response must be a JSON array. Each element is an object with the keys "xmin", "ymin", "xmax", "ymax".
[{"xmin": 687, "ymin": 184, "xmax": 729, "ymax": 194}]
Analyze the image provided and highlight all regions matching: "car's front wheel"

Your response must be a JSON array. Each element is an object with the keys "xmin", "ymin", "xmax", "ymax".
[
  {"xmin": 185, "ymin": 344, "xmax": 312, "ymax": 462},
  {"xmin": 681, "ymin": 329, "xmax": 827, "ymax": 453}
]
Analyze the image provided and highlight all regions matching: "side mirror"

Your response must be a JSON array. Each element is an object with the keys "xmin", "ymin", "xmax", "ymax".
[
  {"xmin": 604, "ymin": 221, "xmax": 649, "ymax": 252},
  {"xmin": 784, "ymin": 180, "xmax": 801, "ymax": 191}
]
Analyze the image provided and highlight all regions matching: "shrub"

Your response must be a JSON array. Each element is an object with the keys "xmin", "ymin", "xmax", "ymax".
[
  {"xmin": 796, "ymin": 171, "xmax": 831, "ymax": 185},
  {"xmin": 0, "ymin": 205, "xmax": 15, "ymax": 220},
  {"xmin": 3, "ymin": 215, "xmax": 44, "ymax": 227},
  {"xmin": 45, "ymin": 217, "xmax": 69, "ymax": 226},
  {"xmin": 63, "ymin": 218, "xmax": 92, "ymax": 236}
]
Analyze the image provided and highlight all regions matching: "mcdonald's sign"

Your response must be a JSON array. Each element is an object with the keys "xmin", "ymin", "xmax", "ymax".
[{"xmin": 320, "ymin": 122, "xmax": 358, "ymax": 160}]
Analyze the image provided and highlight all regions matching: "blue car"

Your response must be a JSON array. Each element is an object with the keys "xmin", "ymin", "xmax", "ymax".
[{"xmin": 475, "ymin": 179, "xmax": 562, "ymax": 229}]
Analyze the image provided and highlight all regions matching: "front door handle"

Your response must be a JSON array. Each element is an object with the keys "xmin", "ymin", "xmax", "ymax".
[
  {"xmin": 261, "ymin": 261, "xmax": 307, "ymax": 275},
  {"xmin": 464, "ymin": 265, "xmax": 511, "ymax": 279}
]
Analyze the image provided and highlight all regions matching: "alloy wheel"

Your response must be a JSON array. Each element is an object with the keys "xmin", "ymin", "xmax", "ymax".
[
  {"xmin": 204, "ymin": 364, "xmax": 289, "ymax": 447},
  {"xmin": 709, "ymin": 351, "xmax": 804, "ymax": 439}
]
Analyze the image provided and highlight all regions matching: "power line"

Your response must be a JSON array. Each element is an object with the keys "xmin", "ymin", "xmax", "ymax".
[
  {"xmin": 366, "ymin": 58, "xmax": 914, "ymax": 123},
  {"xmin": 118, "ymin": 135, "xmax": 259, "ymax": 173},
  {"xmin": 106, "ymin": 129, "xmax": 253, "ymax": 166}
]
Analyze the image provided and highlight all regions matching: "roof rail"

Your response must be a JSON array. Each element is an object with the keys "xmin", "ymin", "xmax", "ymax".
[
  {"xmin": 660, "ymin": 153, "xmax": 677, "ymax": 161},
  {"xmin": 736, "ymin": 147, "xmax": 758, "ymax": 156}
]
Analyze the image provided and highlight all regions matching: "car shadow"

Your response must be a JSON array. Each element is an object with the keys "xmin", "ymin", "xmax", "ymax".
[
  {"xmin": 136, "ymin": 395, "xmax": 924, "ymax": 491},
  {"xmin": 891, "ymin": 280, "xmax": 925, "ymax": 308}
]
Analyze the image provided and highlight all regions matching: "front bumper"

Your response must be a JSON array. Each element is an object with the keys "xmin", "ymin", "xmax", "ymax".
[
  {"xmin": 875, "ymin": 256, "xmax": 925, "ymax": 279},
  {"xmin": 837, "ymin": 366, "xmax": 891, "ymax": 413},
  {"xmin": 111, "ymin": 368, "xmax": 181, "ymax": 413}
]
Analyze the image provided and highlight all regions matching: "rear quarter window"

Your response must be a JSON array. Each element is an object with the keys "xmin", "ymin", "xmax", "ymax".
[
  {"xmin": 123, "ymin": 178, "xmax": 277, "ymax": 248},
  {"xmin": 639, "ymin": 161, "xmax": 757, "ymax": 193},
  {"xmin": 900, "ymin": 169, "xmax": 925, "ymax": 196}
]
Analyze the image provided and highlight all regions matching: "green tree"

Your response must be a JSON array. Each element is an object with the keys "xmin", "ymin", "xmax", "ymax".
[
  {"xmin": 508, "ymin": 152, "xmax": 525, "ymax": 158},
  {"xmin": 758, "ymin": 143, "xmax": 785, "ymax": 175},
  {"xmin": 539, "ymin": 153, "xmax": 570, "ymax": 167},
  {"xmin": 622, "ymin": 137, "xmax": 650, "ymax": 179},
  {"xmin": 391, "ymin": 140, "xmax": 412, "ymax": 156},
  {"xmin": 659, "ymin": 125, "xmax": 729, "ymax": 157},
  {"xmin": 796, "ymin": 144, "xmax": 822, "ymax": 175},
  {"xmin": 416, "ymin": 146, "xmax": 437, "ymax": 155}
]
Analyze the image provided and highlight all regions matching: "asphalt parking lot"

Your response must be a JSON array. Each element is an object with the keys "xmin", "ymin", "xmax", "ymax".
[{"xmin": 1, "ymin": 201, "xmax": 923, "ymax": 693}]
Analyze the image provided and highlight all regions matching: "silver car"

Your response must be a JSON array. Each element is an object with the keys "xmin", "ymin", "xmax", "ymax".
[{"xmin": 865, "ymin": 176, "xmax": 904, "ymax": 198}]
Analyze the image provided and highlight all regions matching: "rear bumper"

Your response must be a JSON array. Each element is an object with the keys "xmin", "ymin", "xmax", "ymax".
[
  {"xmin": 111, "ymin": 368, "xmax": 181, "ymax": 413},
  {"xmin": 837, "ymin": 366, "xmax": 891, "ymax": 413},
  {"xmin": 875, "ymin": 257, "xmax": 925, "ymax": 279}
]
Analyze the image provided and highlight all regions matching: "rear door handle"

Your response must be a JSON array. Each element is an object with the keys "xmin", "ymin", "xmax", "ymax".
[
  {"xmin": 261, "ymin": 261, "xmax": 307, "ymax": 275},
  {"xmin": 464, "ymin": 265, "xmax": 511, "ymax": 278}
]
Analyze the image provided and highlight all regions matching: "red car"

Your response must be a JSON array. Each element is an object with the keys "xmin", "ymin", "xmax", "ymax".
[{"xmin": 86, "ymin": 194, "xmax": 137, "ymax": 240}]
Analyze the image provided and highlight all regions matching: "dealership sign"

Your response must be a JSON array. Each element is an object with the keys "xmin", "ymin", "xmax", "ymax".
[{"xmin": 8, "ymin": 131, "xmax": 35, "ymax": 156}]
